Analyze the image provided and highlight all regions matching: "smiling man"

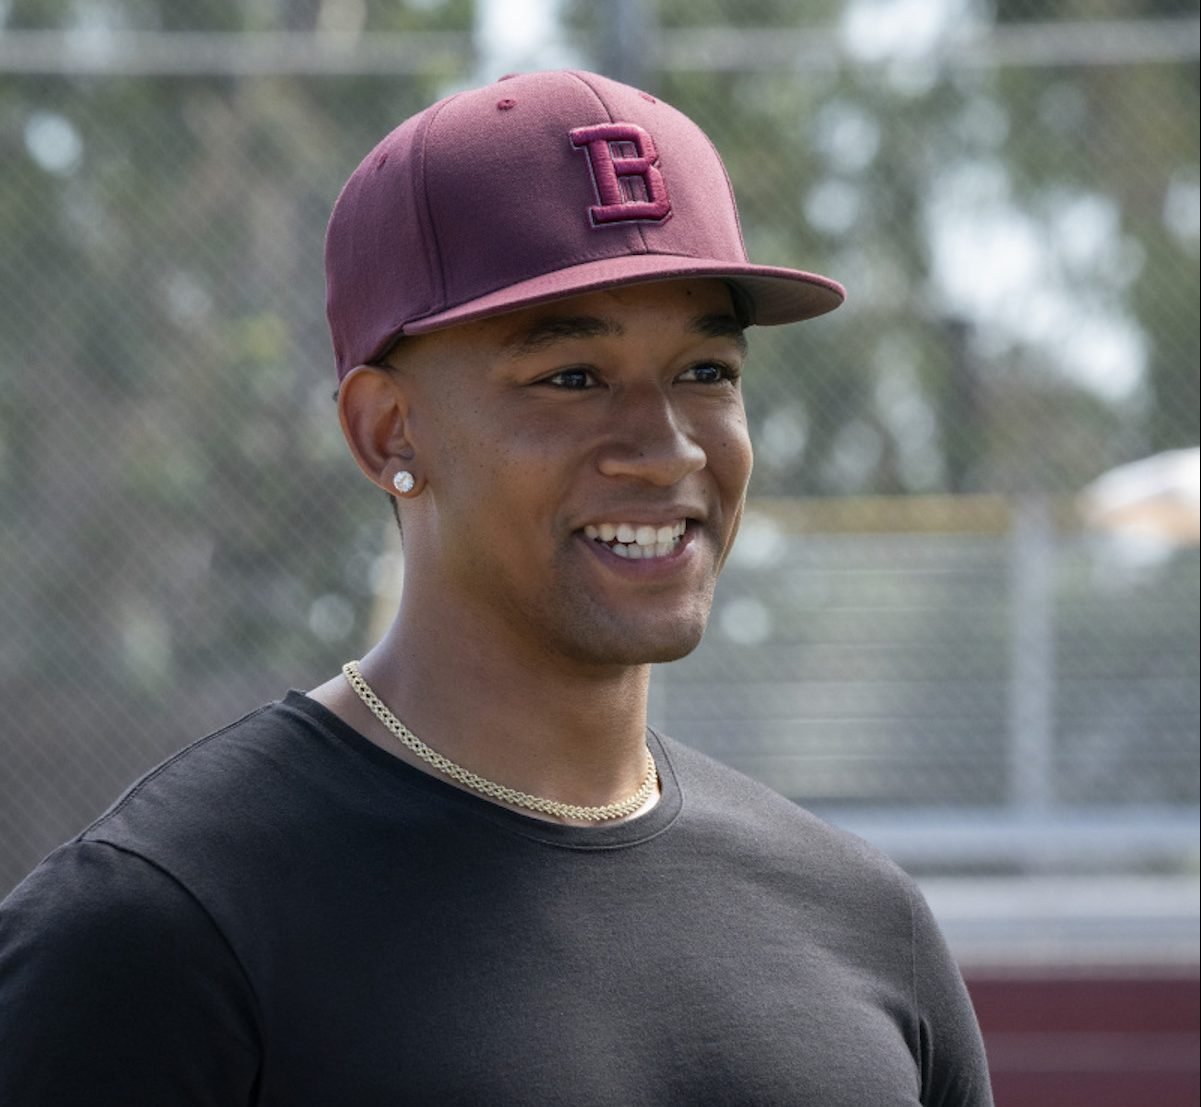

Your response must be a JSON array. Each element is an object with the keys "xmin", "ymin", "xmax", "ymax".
[{"xmin": 0, "ymin": 71, "xmax": 992, "ymax": 1105}]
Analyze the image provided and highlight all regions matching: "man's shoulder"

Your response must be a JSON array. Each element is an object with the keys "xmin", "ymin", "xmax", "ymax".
[
  {"xmin": 658, "ymin": 731, "xmax": 915, "ymax": 894},
  {"xmin": 76, "ymin": 693, "xmax": 365, "ymax": 888},
  {"xmin": 85, "ymin": 696, "xmax": 309, "ymax": 834}
]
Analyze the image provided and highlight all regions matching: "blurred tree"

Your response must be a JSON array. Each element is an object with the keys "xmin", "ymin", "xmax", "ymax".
[
  {"xmin": 0, "ymin": 0, "xmax": 474, "ymax": 888},
  {"xmin": 992, "ymin": 0, "xmax": 1200, "ymax": 459}
]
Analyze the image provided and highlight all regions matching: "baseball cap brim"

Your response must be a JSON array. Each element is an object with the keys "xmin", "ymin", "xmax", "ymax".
[{"xmin": 399, "ymin": 254, "xmax": 845, "ymax": 337}]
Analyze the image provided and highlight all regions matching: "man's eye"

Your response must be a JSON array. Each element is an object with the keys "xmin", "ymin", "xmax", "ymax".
[
  {"xmin": 544, "ymin": 368, "xmax": 596, "ymax": 389},
  {"xmin": 680, "ymin": 362, "xmax": 738, "ymax": 384}
]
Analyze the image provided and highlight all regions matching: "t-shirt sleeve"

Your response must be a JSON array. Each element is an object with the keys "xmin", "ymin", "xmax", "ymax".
[
  {"xmin": 909, "ymin": 881, "xmax": 994, "ymax": 1106},
  {"xmin": 0, "ymin": 839, "xmax": 260, "ymax": 1105}
]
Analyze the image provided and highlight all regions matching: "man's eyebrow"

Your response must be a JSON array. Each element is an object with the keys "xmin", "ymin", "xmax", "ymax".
[
  {"xmin": 501, "ymin": 316, "xmax": 623, "ymax": 357},
  {"xmin": 693, "ymin": 313, "xmax": 748, "ymax": 356}
]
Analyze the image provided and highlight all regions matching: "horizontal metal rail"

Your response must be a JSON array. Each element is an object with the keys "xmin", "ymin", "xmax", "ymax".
[{"xmin": 0, "ymin": 19, "xmax": 1196, "ymax": 76}]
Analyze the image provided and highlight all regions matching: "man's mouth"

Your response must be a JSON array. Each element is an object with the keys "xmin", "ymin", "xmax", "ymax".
[{"xmin": 583, "ymin": 520, "xmax": 688, "ymax": 560}]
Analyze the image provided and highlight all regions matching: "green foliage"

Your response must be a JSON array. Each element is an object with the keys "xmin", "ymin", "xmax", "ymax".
[{"xmin": 0, "ymin": 4, "xmax": 475, "ymax": 874}]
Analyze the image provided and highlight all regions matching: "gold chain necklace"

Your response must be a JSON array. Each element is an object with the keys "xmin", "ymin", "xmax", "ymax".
[{"xmin": 341, "ymin": 660, "xmax": 658, "ymax": 823}]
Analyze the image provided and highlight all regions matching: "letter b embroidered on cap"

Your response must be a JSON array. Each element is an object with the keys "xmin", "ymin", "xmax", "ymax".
[{"xmin": 569, "ymin": 123, "xmax": 672, "ymax": 226}]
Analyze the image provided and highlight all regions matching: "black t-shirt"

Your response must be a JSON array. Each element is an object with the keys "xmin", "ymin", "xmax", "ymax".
[{"xmin": 0, "ymin": 693, "xmax": 992, "ymax": 1105}]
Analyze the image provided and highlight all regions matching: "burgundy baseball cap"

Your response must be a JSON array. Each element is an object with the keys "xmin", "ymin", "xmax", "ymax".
[{"xmin": 325, "ymin": 69, "xmax": 845, "ymax": 379}]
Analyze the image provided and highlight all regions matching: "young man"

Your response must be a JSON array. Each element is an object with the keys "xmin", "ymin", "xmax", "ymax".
[{"xmin": 0, "ymin": 71, "xmax": 993, "ymax": 1104}]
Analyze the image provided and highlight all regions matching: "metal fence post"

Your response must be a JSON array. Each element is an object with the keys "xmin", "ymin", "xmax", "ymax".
[{"xmin": 1007, "ymin": 495, "xmax": 1057, "ymax": 817}]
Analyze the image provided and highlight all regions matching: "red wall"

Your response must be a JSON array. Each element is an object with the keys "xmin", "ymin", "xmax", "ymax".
[{"xmin": 966, "ymin": 972, "xmax": 1200, "ymax": 1107}]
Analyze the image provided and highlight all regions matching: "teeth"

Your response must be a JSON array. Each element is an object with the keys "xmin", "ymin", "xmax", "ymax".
[{"xmin": 593, "ymin": 519, "xmax": 689, "ymax": 560}]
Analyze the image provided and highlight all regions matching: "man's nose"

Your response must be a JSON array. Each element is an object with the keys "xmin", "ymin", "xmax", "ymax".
[{"xmin": 595, "ymin": 386, "xmax": 707, "ymax": 486}]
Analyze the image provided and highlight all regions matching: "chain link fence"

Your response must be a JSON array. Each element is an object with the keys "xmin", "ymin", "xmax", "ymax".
[{"xmin": 2, "ymin": 0, "xmax": 1198, "ymax": 954}]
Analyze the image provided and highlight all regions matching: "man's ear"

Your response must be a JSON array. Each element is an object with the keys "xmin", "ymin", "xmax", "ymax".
[{"xmin": 338, "ymin": 365, "xmax": 418, "ymax": 496}]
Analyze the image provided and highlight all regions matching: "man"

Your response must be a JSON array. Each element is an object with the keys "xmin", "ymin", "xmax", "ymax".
[{"xmin": 0, "ymin": 70, "xmax": 992, "ymax": 1104}]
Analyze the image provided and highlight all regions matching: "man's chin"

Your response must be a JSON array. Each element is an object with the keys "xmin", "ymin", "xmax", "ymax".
[
  {"xmin": 567, "ymin": 616, "xmax": 710, "ymax": 667},
  {"xmin": 634, "ymin": 630, "xmax": 707, "ymax": 665}
]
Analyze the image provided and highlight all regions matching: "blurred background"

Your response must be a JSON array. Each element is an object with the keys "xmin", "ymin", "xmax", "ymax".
[{"xmin": 1, "ymin": 0, "xmax": 1197, "ymax": 1101}]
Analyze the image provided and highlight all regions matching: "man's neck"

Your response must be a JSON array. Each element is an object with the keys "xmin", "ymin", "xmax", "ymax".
[{"xmin": 311, "ymin": 600, "xmax": 655, "ymax": 821}]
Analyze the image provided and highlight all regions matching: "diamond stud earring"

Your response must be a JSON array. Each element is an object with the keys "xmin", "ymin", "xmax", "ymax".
[{"xmin": 392, "ymin": 470, "xmax": 416, "ymax": 495}]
